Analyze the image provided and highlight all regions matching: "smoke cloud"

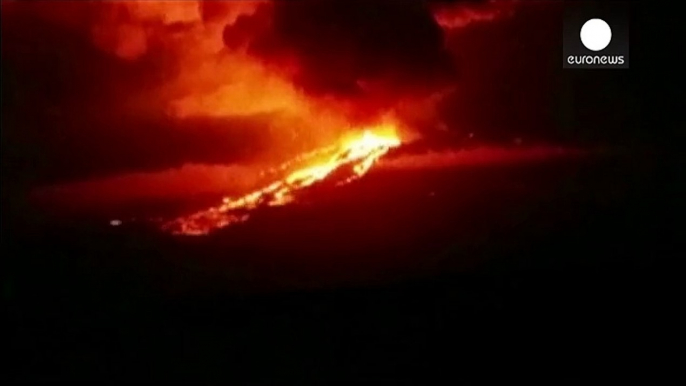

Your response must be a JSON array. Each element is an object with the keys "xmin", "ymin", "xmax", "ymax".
[
  {"xmin": 431, "ymin": 0, "xmax": 520, "ymax": 29},
  {"xmin": 2, "ymin": 0, "xmax": 525, "ymax": 185}
]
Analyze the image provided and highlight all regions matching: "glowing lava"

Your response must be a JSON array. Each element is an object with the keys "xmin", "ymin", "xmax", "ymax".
[{"xmin": 162, "ymin": 125, "xmax": 401, "ymax": 235}]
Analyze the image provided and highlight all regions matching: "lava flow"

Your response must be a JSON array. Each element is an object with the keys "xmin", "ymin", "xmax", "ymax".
[{"xmin": 161, "ymin": 125, "xmax": 401, "ymax": 235}]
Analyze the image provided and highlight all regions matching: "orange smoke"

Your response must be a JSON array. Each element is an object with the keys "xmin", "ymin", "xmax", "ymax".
[
  {"xmin": 89, "ymin": 1, "xmax": 264, "ymax": 60},
  {"xmin": 431, "ymin": 0, "xmax": 520, "ymax": 29},
  {"xmin": 4, "ymin": 0, "xmax": 469, "ymax": 146},
  {"xmin": 85, "ymin": 0, "xmax": 361, "ymax": 150}
]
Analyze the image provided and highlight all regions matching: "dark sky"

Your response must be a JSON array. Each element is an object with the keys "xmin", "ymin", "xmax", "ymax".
[{"xmin": 1, "ymin": 1, "xmax": 641, "ymax": 187}]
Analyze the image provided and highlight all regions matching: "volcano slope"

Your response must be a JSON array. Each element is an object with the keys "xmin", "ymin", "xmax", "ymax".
[{"xmin": 6, "ymin": 146, "xmax": 680, "ymax": 382}]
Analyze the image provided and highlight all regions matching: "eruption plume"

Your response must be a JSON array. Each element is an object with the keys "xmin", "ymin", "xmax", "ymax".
[{"xmin": 4, "ymin": 1, "xmax": 543, "ymax": 236}]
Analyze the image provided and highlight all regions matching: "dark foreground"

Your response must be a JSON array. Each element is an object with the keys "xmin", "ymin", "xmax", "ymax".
[{"xmin": 5, "ymin": 149, "xmax": 682, "ymax": 382}]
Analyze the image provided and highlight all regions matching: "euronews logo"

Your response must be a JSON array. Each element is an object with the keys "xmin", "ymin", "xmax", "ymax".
[{"xmin": 563, "ymin": 3, "xmax": 629, "ymax": 69}]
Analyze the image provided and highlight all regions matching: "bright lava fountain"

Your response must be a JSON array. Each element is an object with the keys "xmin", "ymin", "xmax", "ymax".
[{"xmin": 161, "ymin": 125, "xmax": 401, "ymax": 235}]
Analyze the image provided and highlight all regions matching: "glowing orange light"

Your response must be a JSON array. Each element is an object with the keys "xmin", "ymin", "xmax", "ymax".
[{"xmin": 161, "ymin": 125, "xmax": 401, "ymax": 235}]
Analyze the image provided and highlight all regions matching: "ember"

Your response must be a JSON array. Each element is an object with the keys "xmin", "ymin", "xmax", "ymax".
[{"xmin": 161, "ymin": 125, "xmax": 401, "ymax": 235}]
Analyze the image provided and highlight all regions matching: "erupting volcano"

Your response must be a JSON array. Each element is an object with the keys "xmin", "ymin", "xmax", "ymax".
[
  {"xmin": 161, "ymin": 125, "xmax": 401, "ymax": 235},
  {"xmin": 5, "ymin": 0, "xmax": 555, "ymax": 236}
]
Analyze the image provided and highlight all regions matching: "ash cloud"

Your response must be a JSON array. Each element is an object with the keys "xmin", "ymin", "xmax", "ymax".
[
  {"xmin": 237, "ymin": 0, "xmax": 460, "ymax": 123},
  {"xmin": 2, "ymin": 0, "xmax": 526, "ymax": 187}
]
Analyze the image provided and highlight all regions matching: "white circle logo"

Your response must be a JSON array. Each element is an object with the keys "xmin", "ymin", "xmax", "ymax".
[{"xmin": 580, "ymin": 18, "xmax": 612, "ymax": 51}]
